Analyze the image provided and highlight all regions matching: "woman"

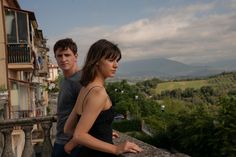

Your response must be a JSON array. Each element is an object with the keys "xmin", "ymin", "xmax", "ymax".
[{"xmin": 64, "ymin": 39, "xmax": 143, "ymax": 156}]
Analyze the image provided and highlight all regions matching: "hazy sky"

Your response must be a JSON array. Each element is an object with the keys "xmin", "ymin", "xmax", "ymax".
[{"xmin": 19, "ymin": 0, "xmax": 236, "ymax": 66}]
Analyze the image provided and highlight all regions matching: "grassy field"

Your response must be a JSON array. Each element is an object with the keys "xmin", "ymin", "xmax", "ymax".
[
  {"xmin": 154, "ymin": 72, "xmax": 236, "ymax": 94},
  {"xmin": 155, "ymin": 80, "xmax": 208, "ymax": 94}
]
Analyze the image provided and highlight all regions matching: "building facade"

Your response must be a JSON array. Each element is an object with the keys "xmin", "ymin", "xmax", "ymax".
[
  {"xmin": 0, "ymin": 0, "xmax": 51, "ymax": 156},
  {"xmin": 0, "ymin": 0, "xmax": 49, "ymax": 119}
]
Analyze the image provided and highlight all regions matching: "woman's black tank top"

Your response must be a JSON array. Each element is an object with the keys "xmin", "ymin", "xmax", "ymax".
[{"xmin": 75, "ymin": 86, "xmax": 117, "ymax": 157}]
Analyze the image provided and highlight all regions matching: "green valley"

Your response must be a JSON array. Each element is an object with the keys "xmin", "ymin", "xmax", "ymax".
[{"xmin": 107, "ymin": 72, "xmax": 236, "ymax": 157}]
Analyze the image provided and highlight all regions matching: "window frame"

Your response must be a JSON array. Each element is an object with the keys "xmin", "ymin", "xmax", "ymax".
[{"xmin": 4, "ymin": 7, "xmax": 30, "ymax": 44}]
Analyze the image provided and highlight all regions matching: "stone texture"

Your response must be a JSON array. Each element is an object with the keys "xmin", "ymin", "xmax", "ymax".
[
  {"xmin": 22, "ymin": 125, "xmax": 34, "ymax": 157},
  {"xmin": 113, "ymin": 132, "xmax": 190, "ymax": 157}
]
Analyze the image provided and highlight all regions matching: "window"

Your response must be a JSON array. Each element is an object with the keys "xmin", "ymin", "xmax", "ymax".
[
  {"xmin": 5, "ymin": 9, "xmax": 17, "ymax": 43},
  {"xmin": 4, "ymin": 8, "xmax": 29, "ymax": 44},
  {"xmin": 17, "ymin": 12, "xmax": 28, "ymax": 43}
]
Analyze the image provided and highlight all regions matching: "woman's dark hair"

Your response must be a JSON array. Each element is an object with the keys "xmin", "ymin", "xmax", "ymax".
[
  {"xmin": 80, "ymin": 39, "xmax": 121, "ymax": 86},
  {"xmin": 53, "ymin": 38, "xmax": 77, "ymax": 55}
]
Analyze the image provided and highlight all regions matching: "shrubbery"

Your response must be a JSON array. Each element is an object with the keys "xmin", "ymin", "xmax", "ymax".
[{"xmin": 107, "ymin": 75, "xmax": 236, "ymax": 157}]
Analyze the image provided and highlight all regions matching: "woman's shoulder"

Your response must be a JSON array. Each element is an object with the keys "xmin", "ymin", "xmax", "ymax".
[
  {"xmin": 87, "ymin": 86, "xmax": 106, "ymax": 97},
  {"xmin": 83, "ymin": 86, "xmax": 108, "ymax": 110}
]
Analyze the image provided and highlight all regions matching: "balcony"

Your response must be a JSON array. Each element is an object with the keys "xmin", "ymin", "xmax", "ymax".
[
  {"xmin": 0, "ymin": 117, "xmax": 189, "ymax": 157},
  {"xmin": 0, "ymin": 93, "xmax": 190, "ymax": 157},
  {"xmin": 11, "ymin": 110, "xmax": 33, "ymax": 119},
  {"xmin": 0, "ymin": 116, "xmax": 57, "ymax": 157},
  {"xmin": 7, "ymin": 44, "xmax": 34, "ymax": 71}
]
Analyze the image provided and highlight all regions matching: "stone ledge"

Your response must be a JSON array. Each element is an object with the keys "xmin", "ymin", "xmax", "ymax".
[
  {"xmin": 0, "ymin": 116, "xmax": 57, "ymax": 129},
  {"xmin": 113, "ymin": 132, "xmax": 190, "ymax": 157}
]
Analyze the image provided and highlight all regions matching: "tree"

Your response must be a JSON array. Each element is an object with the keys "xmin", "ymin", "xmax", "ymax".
[
  {"xmin": 214, "ymin": 96, "xmax": 236, "ymax": 156},
  {"xmin": 114, "ymin": 99, "xmax": 132, "ymax": 116},
  {"xmin": 181, "ymin": 88, "xmax": 195, "ymax": 98}
]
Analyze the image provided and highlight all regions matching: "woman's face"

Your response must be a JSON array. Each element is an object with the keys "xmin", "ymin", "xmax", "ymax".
[{"xmin": 96, "ymin": 57, "xmax": 119, "ymax": 78}]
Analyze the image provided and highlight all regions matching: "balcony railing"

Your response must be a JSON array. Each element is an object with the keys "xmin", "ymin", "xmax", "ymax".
[
  {"xmin": 0, "ymin": 116, "xmax": 56, "ymax": 157},
  {"xmin": 0, "ymin": 93, "xmax": 190, "ymax": 157},
  {"xmin": 7, "ymin": 44, "xmax": 31, "ymax": 63},
  {"xmin": 11, "ymin": 110, "xmax": 33, "ymax": 119},
  {"xmin": 0, "ymin": 117, "xmax": 189, "ymax": 157}
]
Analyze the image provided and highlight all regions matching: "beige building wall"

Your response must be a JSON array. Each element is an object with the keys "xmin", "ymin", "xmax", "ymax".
[
  {"xmin": 1, "ymin": 1, "xmax": 25, "ymax": 156},
  {"xmin": 48, "ymin": 64, "xmax": 59, "ymax": 82},
  {"xmin": 1, "ymin": 0, "xmax": 49, "ymax": 156},
  {"xmin": 0, "ymin": 0, "xmax": 8, "ymax": 89}
]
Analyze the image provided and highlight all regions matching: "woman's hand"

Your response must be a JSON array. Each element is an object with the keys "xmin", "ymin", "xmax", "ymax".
[{"xmin": 115, "ymin": 141, "xmax": 143, "ymax": 155}]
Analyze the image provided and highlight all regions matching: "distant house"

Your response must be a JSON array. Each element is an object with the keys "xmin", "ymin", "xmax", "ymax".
[
  {"xmin": 48, "ymin": 63, "xmax": 59, "ymax": 83},
  {"xmin": 0, "ymin": 0, "xmax": 49, "ymax": 119}
]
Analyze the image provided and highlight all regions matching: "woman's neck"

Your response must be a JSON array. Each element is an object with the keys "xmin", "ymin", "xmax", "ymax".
[
  {"xmin": 92, "ymin": 70, "xmax": 107, "ymax": 85},
  {"xmin": 91, "ymin": 76, "xmax": 105, "ymax": 87}
]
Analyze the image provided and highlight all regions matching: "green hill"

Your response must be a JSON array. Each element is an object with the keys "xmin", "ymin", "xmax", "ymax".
[{"xmin": 155, "ymin": 72, "xmax": 236, "ymax": 94}]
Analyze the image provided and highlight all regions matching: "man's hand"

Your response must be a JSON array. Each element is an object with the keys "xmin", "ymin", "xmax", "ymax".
[
  {"xmin": 112, "ymin": 131, "xmax": 119, "ymax": 139},
  {"xmin": 64, "ymin": 142, "xmax": 72, "ymax": 154}
]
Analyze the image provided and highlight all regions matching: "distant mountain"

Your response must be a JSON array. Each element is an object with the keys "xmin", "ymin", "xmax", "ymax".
[
  {"xmin": 116, "ymin": 58, "xmax": 223, "ymax": 79},
  {"xmin": 204, "ymin": 59, "xmax": 236, "ymax": 72}
]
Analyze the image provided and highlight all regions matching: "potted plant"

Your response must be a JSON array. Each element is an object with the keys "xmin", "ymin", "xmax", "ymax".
[{"xmin": 0, "ymin": 85, "xmax": 8, "ymax": 96}]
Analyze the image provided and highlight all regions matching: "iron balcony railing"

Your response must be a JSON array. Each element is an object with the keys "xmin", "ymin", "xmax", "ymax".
[{"xmin": 7, "ymin": 44, "xmax": 31, "ymax": 63}]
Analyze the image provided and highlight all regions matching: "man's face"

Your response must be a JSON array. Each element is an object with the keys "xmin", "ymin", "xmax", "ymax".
[{"xmin": 55, "ymin": 48, "xmax": 77, "ymax": 72}]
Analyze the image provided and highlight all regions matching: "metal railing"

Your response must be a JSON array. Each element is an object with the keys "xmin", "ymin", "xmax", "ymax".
[
  {"xmin": 11, "ymin": 110, "xmax": 33, "ymax": 119},
  {"xmin": 7, "ymin": 44, "xmax": 31, "ymax": 63}
]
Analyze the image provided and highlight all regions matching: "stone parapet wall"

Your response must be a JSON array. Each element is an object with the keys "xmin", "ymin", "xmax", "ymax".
[
  {"xmin": 0, "ymin": 116, "xmax": 57, "ymax": 157},
  {"xmin": 114, "ymin": 132, "xmax": 190, "ymax": 157}
]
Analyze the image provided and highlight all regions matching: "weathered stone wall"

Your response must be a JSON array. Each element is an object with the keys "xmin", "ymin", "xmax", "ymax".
[{"xmin": 114, "ymin": 132, "xmax": 190, "ymax": 157}]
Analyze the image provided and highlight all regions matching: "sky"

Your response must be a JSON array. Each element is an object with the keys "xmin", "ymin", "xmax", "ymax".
[{"xmin": 19, "ymin": 0, "xmax": 236, "ymax": 66}]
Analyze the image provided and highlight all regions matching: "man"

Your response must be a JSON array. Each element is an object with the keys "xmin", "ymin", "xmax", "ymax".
[{"xmin": 52, "ymin": 38, "xmax": 82, "ymax": 157}]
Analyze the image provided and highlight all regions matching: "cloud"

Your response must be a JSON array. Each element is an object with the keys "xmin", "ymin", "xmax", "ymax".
[
  {"xmin": 47, "ymin": 26, "xmax": 113, "ymax": 65},
  {"xmin": 112, "ymin": 18, "xmax": 187, "ymax": 44},
  {"xmin": 49, "ymin": 1, "xmax": 236, "ymax": 65}
]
